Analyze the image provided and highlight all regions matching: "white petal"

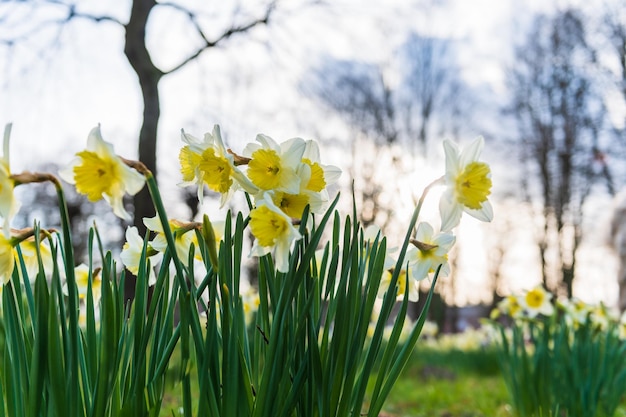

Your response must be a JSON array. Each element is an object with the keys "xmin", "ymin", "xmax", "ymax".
[
  {"xmin": 256, "ymin": 134, "xmax": 280, "ymax": 151},
  {"xmin": 439, "ymin": 191, "xmax": 463, "ymax": 232},
  {"xmin": 443, "ymin": 140, "xmax": 460, "ymax": 176},
  {"xmin": 122, "ymin": 165, "xmax": 146, "ymax": 195},
  {"xmin": 302, "ymin": 139, "xmax": 321, "ymax": 162},
  {"xmin": 281, "ymin": 137, "xmax": 306, "ymax": 168},
  {"xmin": 143, "ymin": 216, "xmax": 163, "ymax": 233},
  {"xmin": 464, "ymin": 200, "xmax": 494, "ymax": 223},
  {"xmin": 58, "ymin": 158, "xmax": 80, "ymax": 184},
  {"xmin": 459, "ymin": 136, "xmax": 484, "ymax": 167},
  {"xmin": 415, "ymin": 222, "xmax": 434, "ymax": 242},
  {"xmin": 322, "ymin": 165, "xmax": 342, "ymax": 185}
]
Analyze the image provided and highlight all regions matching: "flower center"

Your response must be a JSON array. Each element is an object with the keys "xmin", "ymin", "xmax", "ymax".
[
  {"xmin": 525, "ymin": 289, "xmax": 545, "ymax": 309},
  {"xmin": 249, "ymin": 205, "xmax": 290, "ymax": 247},
  {"xmin": 248, "ymin": 149, "xmax": 282, "ymax": 190},
  {"xmin": 74, "ymin": 150, "xmax": 122, "ymax": 201},
  {"xmin": 198, "ymin": 148, "xmax": 233, "ymax": 193},
  {"xmin": 272, "ymin": 191, "xmax": 309, "ymax": 219},
  {"xmin": 454, "ymin": 162, "xmax": 492, "ymax": 210}
]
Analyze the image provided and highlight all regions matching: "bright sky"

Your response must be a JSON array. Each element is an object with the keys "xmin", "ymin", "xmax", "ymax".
[{"xmin": 0, "ymin": 0, "xmax": 620, "ymax": 307}]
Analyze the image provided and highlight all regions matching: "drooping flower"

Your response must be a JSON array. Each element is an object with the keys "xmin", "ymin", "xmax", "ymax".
[
  {"xmin": 0, "ymin": 232, "xmax": 14, "ymax": 284},
  {"xmin": 520, "ymin": 286, "xmax": 554, "ymax": 318},
  {"xmin": 59, "ymin": 125, "xmax": 146, "ymax": 221},
  {"xmin": 143, "ymin": 217, "xmax": 201, "ymax": 265},
  {"xmin": 179, "ymin": 125, "xmax": 257, "ymax": 206},
  {"xmin": 120, "ymin": 226, "xmax": 163, "ymax": 285},
  {"xmin": 406, "ymin": 222, "xmax": 455, "ymax": 281},
  {"xmin": 0, "ymin": 124, "xmax": 20, "ymax": 236},
  {"xmin": 244, "ymin": 135, "xmax": 305, "ymax": 194},
  {"xmin": 249, "ymin": 194, "xmax": 302, "ymax": 273},
  {"xmin": 439, "ymin": 136, "xmax": 493, "ymax": 232}
]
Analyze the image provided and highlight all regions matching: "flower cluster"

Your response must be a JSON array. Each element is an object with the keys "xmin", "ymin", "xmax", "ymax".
[{"xmin": 0, "ymin": 123, "xmax": 494, "ymax": 295}]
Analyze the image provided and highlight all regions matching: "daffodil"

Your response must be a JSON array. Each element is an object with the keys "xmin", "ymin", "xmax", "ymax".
[
  {"xmin": 491, "ymin": 294, "xmax": 524, "ymax": 320},
  {"xmin": 73, "ymin": 263, "xmax": 102, "ymax": 303},
  {"xmin": 378, "ymin": 268, "xmax": 419, "ymax": 302},
  {"xmin": 520, "ymin": 286, "xmax": 554, "ymax": 318},
  {"xmin": 244, "ymin": 135, "xmax": 305, "ymax": 194},
  {"xmin": 143, "ymin": 217, "xmax": 201, "ymax": 265},
  {"xmin": 14, "ymin": 236, "xmax": 54, "ymax": 282},
  {"xmin": 120, "ymin": 226, "xmax": 163, "ymax": 285},
  {"xmin": 269, "ymin": 139, "xmax": 342, "ymax": 219},
  {"xmin": 179, "ymin": 125, "xmax": 257, "ymax": 206},
  {"xmin": 439, "ymin": 136, "xmax": 493, "ymax": 232},
  {"xmin": 406, "ymin": 222, "xmax": 455, "ymax": 281},
  {"xmin": 249, "ymin": 195, "xmax": 302, "ymax": 272},
  {"xmin": 0, "ymin": 124, "xmax": 20, "ymax": 236},
  {"xmin": 59, "ymin": 125, "xmax": 146, "ymax": 221},
  {"xmin": 0, "ymin": 232, "xmax": 14, "ymax": 284}
]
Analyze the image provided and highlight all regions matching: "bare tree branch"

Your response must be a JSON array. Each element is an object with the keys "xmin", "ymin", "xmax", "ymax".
[{"xmin": 160, "ymin": 1, "xmax": 276, "ymax": 75}]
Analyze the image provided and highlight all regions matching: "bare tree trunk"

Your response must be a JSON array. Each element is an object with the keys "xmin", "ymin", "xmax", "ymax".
[{"xmin": 124, "ymin": 0, "xmax": 163, "ymax": 235}]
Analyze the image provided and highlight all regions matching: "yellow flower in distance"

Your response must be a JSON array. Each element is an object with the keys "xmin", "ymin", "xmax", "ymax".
[
  {"xmin": 439, "ymin": 136, "xmax": 493, "ymax": 231},
  {"xmin": 406, "ymin": 222, "xmax": 455, "ymax": 281},
  {"xmin": 0, "ymin": 124, "xmax": 20, "ymax": 236},
  {"xmin": 14, "ymin": 236, "xmax": 54, "ymax": 282},
  {"xmin": 249, "ymin": 195, "xmax": 302, "ymax": 273},
  {"xmin": 378, "ymin": 268, "xmax": 419, "ymax": 302},
  {"xmin": 520, "ymin": 286, "xmax": 554, "ymax": 318},
  {"xmin": 179, "ymin": 125, "xmax": 257, "ymax": 207},
  {"xmin": 0, "ymin": 232, "xmax": 14, "ymax": 284},
  {"xmin": 59, "ymin": 126, "xmax": 146, "ymax": 221},
  {"xmin": 244, "ymin": 135, "xmax": 305, "ymax": 194}
]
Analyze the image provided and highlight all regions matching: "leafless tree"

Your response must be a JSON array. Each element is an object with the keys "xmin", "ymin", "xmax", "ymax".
[
  {"xmin": 304, "ymin": 32, "xmax": 469, "ymax": 229},
  {"xmin": 1, "ymin": 0, "xmax": 276, "ymax": 235},
  {"xmin": 508, "ymin": 9, "xmax": 608, "ymax": 297}
]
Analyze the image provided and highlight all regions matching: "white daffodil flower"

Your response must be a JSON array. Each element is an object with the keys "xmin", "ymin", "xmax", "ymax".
[
  {"xmin": 439, "ymin": 136, "xmax": 493, "ymax": 232},
  {"xmin": 520, "ymin": 286, "xmax": 554, "ymax": 318},
  {"xmin": 179, "ymin": 125, "xmax": 257, "ymax": 207},
  {"xmin": 143, "ymin": 217, "xmax": 200, "ymax": 265},
  {"xmin": 243, "ymin": 134, "xmax": 305, "ymax": 194},
  {"xmin": 249, "ymin": 194, "xmax": 302, "ymax": 273},
  {"xmin": 406, "ymin": 222, "xmax": 455, "ymax": 281},
  {"xmin": 120, "ymin": 226, "xmax": 163, "ymax": 285},
  {"xmin": 0, "ymin": 124, "xmax": 20, "ymax": 236},
  {"xmin": 59, "ymin": 125, "xmax": 145, "ymax": 221}
]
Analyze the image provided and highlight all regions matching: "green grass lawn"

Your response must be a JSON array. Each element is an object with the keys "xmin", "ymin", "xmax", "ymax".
[
  {"xmin": 379, "ymin": 346, "xmax": 512, "ymax": 417},
  {"xmin": 159, "ymin": 344, "xmax": 513, "ymax": 416}
]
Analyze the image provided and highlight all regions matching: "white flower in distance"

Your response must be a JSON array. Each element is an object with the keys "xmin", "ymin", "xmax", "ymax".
[
  {"xmin": 378, "ymin": 269, "xmax": 419, "ymax": 302},
  {"xmin": 520, "ymin": 286, "xmax": 554, "ymax": 318},
  {"xmin": 143, "ymin": 217, "xmax": 200, "ymax": 265},
  {"xmin": 439, "ymin": 136, "xmax": 493, "ymax": 232},
  {"xmin": 406, "ymin": 222, "xmax": 455, "ymax": 281},
  {"xmin": 179, "ymin": 125, "xmax": 257, "ymax": 207},
  {"xmin": 0, "ymin": 124, "xmax": 20, "ymax": 236},
  {"xmin": 120, "ymin": 226, "xmax": 163, "ymax": 285},
  {"xmin": 59, "ymin": 126, "xmax": 145, "ymax": 221},
  {"xmin": 243, "ymin": 134, "xmax": 305, "ymax": 194},
  {"xmin": 249, "ymin": 195, "xmax": 302, "ymax": 273}
]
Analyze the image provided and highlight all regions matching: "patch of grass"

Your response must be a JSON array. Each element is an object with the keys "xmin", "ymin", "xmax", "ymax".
[{"xmin": 378, "ymin": 345, "xmax": 511, "ymax": 417}]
